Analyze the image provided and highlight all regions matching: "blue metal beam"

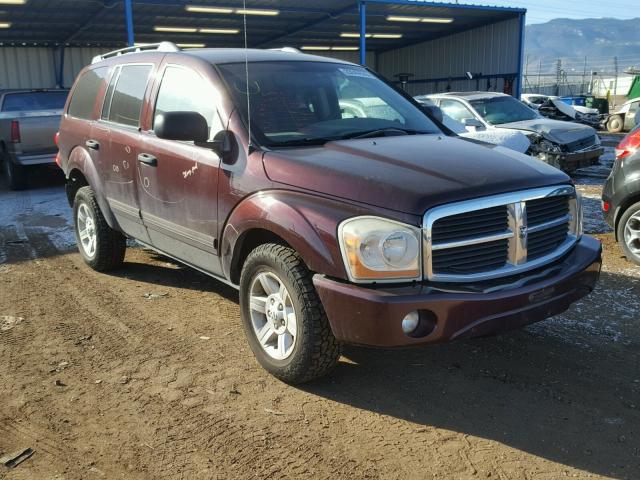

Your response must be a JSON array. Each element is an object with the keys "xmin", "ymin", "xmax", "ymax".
[
  {"xmin": 514, "ymin": 11, "xmax": 526, "ymax": 98},
  {"xmin": 359, "ymin": 1, "xmax": 366, "ymax": 66},
  {"xmin": 124, "ymin": 0, "xmax": 135, "ymax": 46}
]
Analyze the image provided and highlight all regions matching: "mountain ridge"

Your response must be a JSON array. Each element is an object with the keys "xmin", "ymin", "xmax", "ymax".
[{"xmin": 525, "ymin": 17, "xmax": 640, "ymax": 74}]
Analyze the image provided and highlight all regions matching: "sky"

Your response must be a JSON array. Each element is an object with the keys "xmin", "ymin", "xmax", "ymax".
[{"xmin": 452, "ymin": 0, "xmax": 639, "ymax": 24}]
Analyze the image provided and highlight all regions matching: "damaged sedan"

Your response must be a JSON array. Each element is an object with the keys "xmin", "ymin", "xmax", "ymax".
[{"xmin": 422, "ymin": 92, "xmax": 603, "ymax": 172}]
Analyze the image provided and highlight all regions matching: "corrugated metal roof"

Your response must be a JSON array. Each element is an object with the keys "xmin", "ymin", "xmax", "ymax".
[{"xmin": 0, "ymin": 0, "xmax": 523, "ymax": 50}]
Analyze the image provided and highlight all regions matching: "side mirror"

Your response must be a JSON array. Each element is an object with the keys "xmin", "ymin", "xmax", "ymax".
[
  {"xmin": 463, "ymin": 117, "xmax": 484, "ymax": 130},
  {"xmin": 210, "ymin": 130, "xmax": 237, "ymax": 164},
  {"xmin": 420, "ymin": 104, "xmax": 444, "ymax": 123},
  {"xmin": 154, "ymin": 111, "xmax": 209, "ymax": 143}
]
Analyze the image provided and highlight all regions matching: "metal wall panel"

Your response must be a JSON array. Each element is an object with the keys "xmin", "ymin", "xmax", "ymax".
[
  {"xmin": 0, "ymin": 47, "xmax": 109, "ymax": 89},
  {"xmin": 0, "ymin": 47, "xmax": 56, "ymax": 89},
  {"xmin": 377, "ymin": 18, "xmax": 521, "ymax": 96}
]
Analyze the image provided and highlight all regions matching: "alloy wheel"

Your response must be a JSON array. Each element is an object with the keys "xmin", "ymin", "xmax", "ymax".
[
  {"xmin": 624, "ymin": 211, "xmax": 640, "ymax": 257},
  {"xmin": 77, "ymin": 203, "xmax": 97, "ymax": 258},
  {"xmin": 249, "ymin": 271, "xmax": 297, "ymax": 360}
]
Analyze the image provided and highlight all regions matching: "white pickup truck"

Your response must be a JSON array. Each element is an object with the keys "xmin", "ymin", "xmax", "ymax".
[{"xmin": 0, "ymin": 89, "xmax": 68, "ymax": 189}]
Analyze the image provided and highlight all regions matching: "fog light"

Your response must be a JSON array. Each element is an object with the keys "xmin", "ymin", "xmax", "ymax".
[{"xmin": 401, "ymin": 311, "xmax": 420, "ymax": 334}]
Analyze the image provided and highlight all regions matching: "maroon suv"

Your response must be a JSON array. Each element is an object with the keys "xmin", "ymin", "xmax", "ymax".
[{"xmin": 57, "ymin": 43, "xmax": 601, "ymax": 383}]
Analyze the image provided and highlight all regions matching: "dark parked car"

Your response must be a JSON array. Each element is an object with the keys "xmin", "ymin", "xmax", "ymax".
[
  {"xmin": 0, "ymin": 88, "xmax": 69, "ymax": 189},
  {"xmin": 57, "ymin": 43, "xmax": 601, "ymax": 383},
  {"xmin": 602, "ymin": 125, "xmax": 640, "ymax": 265}
]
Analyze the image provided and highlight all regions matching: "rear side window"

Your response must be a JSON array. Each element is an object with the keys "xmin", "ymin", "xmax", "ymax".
[
  {"xmin": 103, "ymin": 64, "xmax": 152, "ymax": 127},
  {"xmin": 153, "ymin": 66, "xmax": 218, "ymax": 139},
  {"xmin": 2, "ymin": 91, "xmax": 68, "ymax": 112},
  {"xmin": 68, "ymin": 67, "xmax": 108, "ymax": 119}
]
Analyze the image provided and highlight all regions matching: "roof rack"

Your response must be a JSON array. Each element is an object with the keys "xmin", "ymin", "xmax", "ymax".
[
  {"xmin": 91, "ymin": 42, "xmax": 180, "ymax": 64},
  {"xmin": 268, "ymin": 47, "xmax": 301, "ymax": 54}
]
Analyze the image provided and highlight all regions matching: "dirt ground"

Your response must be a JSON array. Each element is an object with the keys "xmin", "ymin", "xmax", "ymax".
[{"xmin": 1, "ymin": 138, "xmax": 639, "ymax": 479}]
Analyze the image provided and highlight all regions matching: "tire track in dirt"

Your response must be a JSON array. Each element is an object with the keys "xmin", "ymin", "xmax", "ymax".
[{"xmin": 20, "ymin": 246, "xmax": 407, "ymax": 479}]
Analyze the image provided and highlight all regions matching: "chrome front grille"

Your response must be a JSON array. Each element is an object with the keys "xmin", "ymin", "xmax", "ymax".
[{"xmin": 423, "ymin": 186, "xmax": 579, "ymax": 282}]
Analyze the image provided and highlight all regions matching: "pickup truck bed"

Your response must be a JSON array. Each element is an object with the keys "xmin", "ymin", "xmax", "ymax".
[{"xmin": 0, "ymin": 89, "xmax": 68, "ymax": 190}]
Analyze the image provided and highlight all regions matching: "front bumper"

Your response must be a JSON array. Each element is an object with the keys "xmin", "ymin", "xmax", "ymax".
[
  {"xmin": 551, "ymin": 147, "xmax": 604, "ymax": 170},
  {"xmin": 313, "ymin": 235, "xmax": 601, "ymax": 347}
]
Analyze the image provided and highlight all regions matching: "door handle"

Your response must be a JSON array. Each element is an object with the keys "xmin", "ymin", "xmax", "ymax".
[
  {"xmin": 85, "ymin": 139, "xmax": 100, "ymax": 150},
  {"xmin": 137, "ymin": 153, "xmax": 158, "ymax": 167}
]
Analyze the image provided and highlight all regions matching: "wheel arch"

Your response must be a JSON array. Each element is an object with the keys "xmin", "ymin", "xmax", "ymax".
[
  {"xmin": 65, "ymin": 145, "xmax": 119, "ymax": 230},
  {"xmin": 221, "ymin": 191, "xmax": 370, "ymax": 285}
]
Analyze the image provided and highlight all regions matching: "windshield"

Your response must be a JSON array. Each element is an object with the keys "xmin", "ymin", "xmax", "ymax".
[
  {"xmin": 469, "ymin": 96, "xmax": 539, "ymax": 125},
  {"xmin": 217, "ymin": 61, "xmax": 441, "ymax": 147}
]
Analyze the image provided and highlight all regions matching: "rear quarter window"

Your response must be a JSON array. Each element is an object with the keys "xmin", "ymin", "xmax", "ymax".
[
  {"xmin": 68, "ymin": 67, "xmax": 109, "ymax": 120},
  {"xmin": 1, "ymin": 91, "xmax": 69, "ymax": 112}
]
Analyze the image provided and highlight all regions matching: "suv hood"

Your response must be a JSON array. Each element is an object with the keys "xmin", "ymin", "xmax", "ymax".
[
  {"xmin": 263, "ymin": 135, "xmax": 569, "ymax": 216},
  {"xmin": 496, "ymin": 119, "xmax": 596, "ymax": 144}
]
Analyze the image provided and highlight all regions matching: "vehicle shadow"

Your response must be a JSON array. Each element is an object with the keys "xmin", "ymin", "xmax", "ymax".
[
  {"xmin": 303, "ymin": 271, "xmax": 639, "ymax": 480},
  {"xmin": 108, "ymin": 252, "xmax": 239, "ymax": 301}
]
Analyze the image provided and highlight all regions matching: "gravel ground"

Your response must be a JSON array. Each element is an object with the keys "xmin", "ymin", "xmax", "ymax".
[{"xmin": 0, "ymin": 141, "xmax": 639, "ymax": 480}]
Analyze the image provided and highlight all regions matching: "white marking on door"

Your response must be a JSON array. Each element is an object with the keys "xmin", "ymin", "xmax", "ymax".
[{"xmin": 183, "ymin": 163, "xmax": 199, "ymax": 179}]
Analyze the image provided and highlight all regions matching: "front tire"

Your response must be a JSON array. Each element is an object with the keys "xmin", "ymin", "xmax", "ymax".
[
  {"xmin": 607, "ymin": 114, "xmax": 624, "ymax": 133},
  {"xmin": 618, "ymin": 201, "xmax": 640, "ymax": 266},
  {"xmin": 239, "ymin": 243, "xmax": 341, "ymax": 384},
  {"xmin": 73, "ymin": 186, "xmax": 126, "ymax": 271}
]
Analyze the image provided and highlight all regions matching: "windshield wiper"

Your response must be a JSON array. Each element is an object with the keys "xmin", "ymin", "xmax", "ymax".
[{"xmin": 342, "ymin": 127, "xmax": 430, "ymax": 140}]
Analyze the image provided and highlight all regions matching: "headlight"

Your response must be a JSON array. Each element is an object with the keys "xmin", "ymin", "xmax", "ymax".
[
  {"xmin": 339, "ymin": 216, "xmax": 421, "ymax": 282},
  {"xmin": 539, "ymin": 140, "xmax": 562, "ymax": 154}
]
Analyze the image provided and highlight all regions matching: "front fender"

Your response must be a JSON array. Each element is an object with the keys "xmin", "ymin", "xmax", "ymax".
[
  {"xmin": 66, "ymin": 146, "xmax": 119, "ymax": 230},
  {"xmin": 221, "ymin": 190, "xmax": 385, "ymax": 282}
]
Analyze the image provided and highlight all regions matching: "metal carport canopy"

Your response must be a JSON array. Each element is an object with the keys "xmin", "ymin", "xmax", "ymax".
[
  {"xmin": 0, "ymin": 0, "xmax": 526, "ymax": 94},
  {"xmin": 0, "ymin": 1, "xmax": 524, "ymax": 54}
]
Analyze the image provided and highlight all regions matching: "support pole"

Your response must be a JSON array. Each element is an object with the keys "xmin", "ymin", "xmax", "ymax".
[
  {"xmin": 514, "ymin": 11, "xmax": 525, "ymax": 98},
  {"xmin": 124, "ymin": 0, "xmax": 135, "ymax": 46},
  {"xmin": 359, "ymin": 1, "xmax": 366, "ymax": 66}
]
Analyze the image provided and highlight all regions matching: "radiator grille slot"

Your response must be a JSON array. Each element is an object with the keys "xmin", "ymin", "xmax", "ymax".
[
  {"xmin": 432, "ymin": 239, "xmax": 508, "ymax": 274},
  {"xmin": 526, "ymin": 196, "xmax": 569, "ymax": 226},
  {"xmin": 527, "ymin": 222, "xmax": 570, "ymax": 260},
  {"xmin": 432, "ymin": 206, "xmax": 508, "ymax": 243}
]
